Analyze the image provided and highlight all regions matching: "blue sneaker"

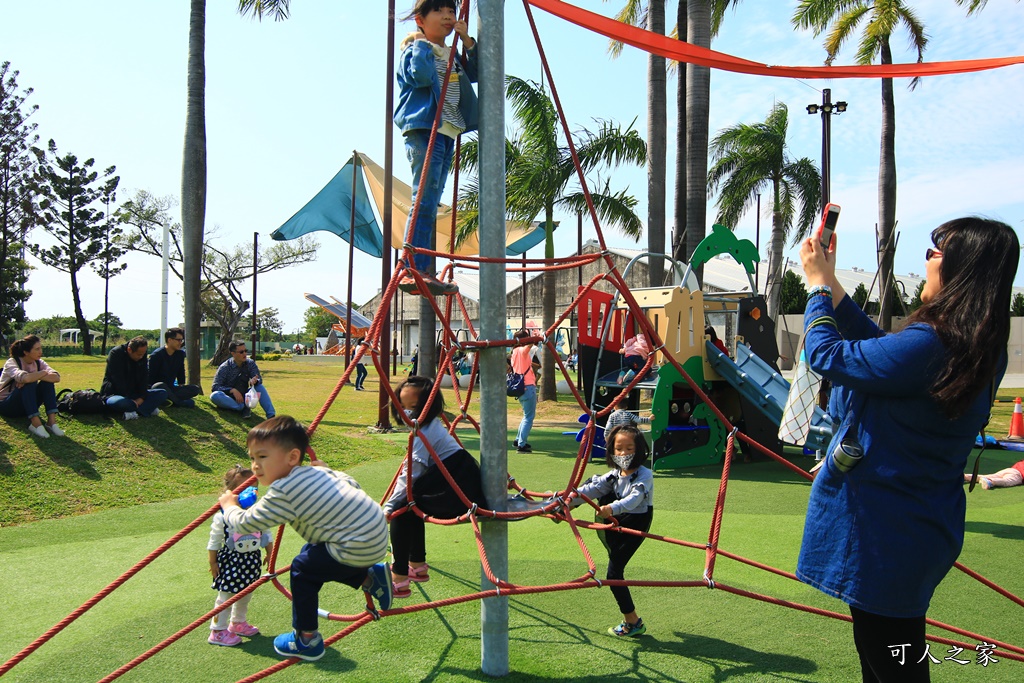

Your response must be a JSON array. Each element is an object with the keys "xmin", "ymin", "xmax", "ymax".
[
  {"xmin": 273, "ymin": 630, "xmax": 325, "ymax": 661},
  {"xmin": 364, "ymin": 562, "xmax": 393, "ymax": 611}
]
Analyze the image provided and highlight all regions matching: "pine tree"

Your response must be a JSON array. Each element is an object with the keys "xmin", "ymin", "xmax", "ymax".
[
  {"xmin": 29, "ymin": 140, "xmax": 120, "ymax": 355},
  {"xmin": 0, "ymin": 62, "xmax": 39, "ymax": 346}
]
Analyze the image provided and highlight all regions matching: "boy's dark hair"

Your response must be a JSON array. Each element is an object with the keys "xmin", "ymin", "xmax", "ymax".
[
  {"xmin": 391, "ymin": 375, "xmax": 445, "ymax": 425},
  {"xmin": 246, "ymin": 415, "xmax": 309, "ymax": 462},
  {"xmin": 229, "ymin": 339, "xmax": 246, "ymax": 353},
  {"xmin": 603, "ymin": 424, "xmax": 649, "ymax": 471},
  {"xmin": 223, "ymin": 465, "xmax": 254, "ymax": 492},
  {"xmin": 165, "ymin": 327, "xmax": 184, "ymax": 342},
  {"xmin": 403, "ymin": 0, "xmax": 458, "ymax": 21},
  {"xmin": 128, "ymin": 336, "xmax": 148, "ymax": 351}
]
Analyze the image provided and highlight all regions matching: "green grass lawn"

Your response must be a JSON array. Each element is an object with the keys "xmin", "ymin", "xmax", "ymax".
[{"xmin": 1, "ymin": 357, "xmax": 1022, "ymax": 681}]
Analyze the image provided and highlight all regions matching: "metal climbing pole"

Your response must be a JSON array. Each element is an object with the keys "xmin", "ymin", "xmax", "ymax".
[{"xmin": 477, "ymin": 0, "xmax": 509, "ymax": 675}]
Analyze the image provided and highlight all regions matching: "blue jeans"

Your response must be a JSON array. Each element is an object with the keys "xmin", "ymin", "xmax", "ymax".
[
  {"xmin": 0, "ymin": 382, "xmax": 58, "ymax": 420},
  {"xmin": 290, "ymin": 543, "xmax": 368, "ymax": 632},
  {"xmin": 106, "ymin": 388, "xmax": 167, "ymax": 417},
  {"xmin": 404, "ymin": 129, "xmax": 455, "ymax": 273},
  {"xmin": 210, "ymin": 384, "xmax": 275, "ymax": 417},
  {"xmin": 516, "ymin": 384, "xmax": 537, "ymax": 445}
]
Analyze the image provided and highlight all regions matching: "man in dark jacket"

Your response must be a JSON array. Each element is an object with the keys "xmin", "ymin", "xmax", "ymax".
[
  {"xmin": 102, "ymin": 336, "xmax": 167, "ymax": 419},
  {"xmin": 149, "ymin": 327, "xmax": 201, "ymax": 407}
]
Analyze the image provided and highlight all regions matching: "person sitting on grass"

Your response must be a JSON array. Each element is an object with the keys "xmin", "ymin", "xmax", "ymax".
[
  {"xmin": 218, "ymin": 416, "xmax": 393, "ymax": 662},
  {"xmin": 964, "ymin": 459, "xmax": 1024, "ymax": 489},
  {"xmin": 102, "ymin": 336, "xmax": 167, "ymax": 420},
  {"xmin": 0, "ymin": 334, "xmax": 64, "ymax": 438},
  {"xmin": 149, "ymin": 327, "xmax": 201, "ymax": 408},
  {"xmin": 210, "ymin": 340, "xmax": 276, "ymax": 420},
  {"xmin": 385, "ymin": 375, "xmax": 487, "ymax": 598},
  {"xmin": 207, "ymin": 465, "xmax": 273, "ymax": 647},
  {"xmin": 552, "ymin": 424, "xmax": 653, "ymax": 638}
]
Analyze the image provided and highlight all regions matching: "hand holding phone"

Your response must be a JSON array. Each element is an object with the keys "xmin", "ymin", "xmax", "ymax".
[{"xmin": 817, "ymin": 203, "xmax": 840, "ymax": 250}]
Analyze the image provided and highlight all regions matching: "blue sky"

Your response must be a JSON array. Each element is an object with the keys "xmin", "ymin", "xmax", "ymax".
[{"xmin": 4, "ymin": 1, "xmax": 1023, "ymax": 334}]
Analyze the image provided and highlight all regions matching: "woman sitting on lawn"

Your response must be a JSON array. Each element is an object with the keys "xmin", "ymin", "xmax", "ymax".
[{"xmin": 0, "ymin": 335, "xmax": 64, "ymax": 439}]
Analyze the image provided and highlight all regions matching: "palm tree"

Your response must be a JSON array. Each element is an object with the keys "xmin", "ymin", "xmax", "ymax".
[
  {"xmin": 606, "ymin": 0, "xmax": 666, "ymax": 288},
  {"xmin": 793, "ymin": 0, "xmax": 926, "ymax": 331},
  {"xmin": 181, "ymin": 0, "xmax": 207, "ymax": 386},
  {"xmin": 707, "ymin": 103, "xmax": 821, "ymax": 320},
  {"xmin": 179, "ymin": 1, "xmax": 290, "ymax": 385},
  {"xmin": 607, "ymin": 1, "xmax": 740, "ymax": 287},
  {"xmin": 458, "ymin": 76, "xmax": 647, "ymax": 402}
]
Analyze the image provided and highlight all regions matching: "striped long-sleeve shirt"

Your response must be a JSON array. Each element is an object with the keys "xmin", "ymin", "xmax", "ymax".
[{"xmin": 223, "ymin": 466, "xmax": 388, "ymax": 568}]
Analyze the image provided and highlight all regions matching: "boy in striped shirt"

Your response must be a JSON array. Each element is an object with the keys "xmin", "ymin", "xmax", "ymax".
[{"xmin": 219, "ymin": 416, "xmax": 392, "ymax": 661}]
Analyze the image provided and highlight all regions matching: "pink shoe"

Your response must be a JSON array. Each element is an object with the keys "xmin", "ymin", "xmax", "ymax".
[
  {"xmin": 393, "ymin": 578, "xmax": 412, "ymax": 598},
  {"xmin": 209, "ymin": 629, "xmax": 242, "ymax": 647},
  {"xmin": 408, "ymin": 563, "xmax": 430, "ymax": 583},
  {"xmin": 228, "ymin": 621, "xmax": 260, "ymax": 637}
]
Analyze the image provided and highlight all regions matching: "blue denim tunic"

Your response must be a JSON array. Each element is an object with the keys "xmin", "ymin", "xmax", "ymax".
[{"xmin": 796, "ymin": 295, "xmax": 1003, "ymax": 617}]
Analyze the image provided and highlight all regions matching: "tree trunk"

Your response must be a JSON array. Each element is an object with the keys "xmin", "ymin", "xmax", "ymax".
[
  {"xmin": 540, "ymin": 204, "xmax": 557, "ymax": 402},
  {"xmin": 876, "ymin": 41, "xmax": 897, "ymax": 332},
  {"xmin": 182, "ymin": 0, "xmax": 207, "ymax": 387},
  {"xmin": 766, "ymin": 182, "xmax": 785, "ymax": 320},
  {"xmin": 647, "ymin": 0, "xmax": 666, "ymax": 287},
  {"xmin": 685, "ymin": 0, "xmax": 711, "ymax": 287},
  {"xmin": 70, "ymin": 268, "xmax": 93, "ymax": 356},
  {"xmin": 672, "ymin": 0, "xmax": 687, "ymax": 279}
]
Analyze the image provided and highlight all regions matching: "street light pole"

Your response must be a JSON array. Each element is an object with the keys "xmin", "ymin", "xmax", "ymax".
[{"xmin": 806, "ymin": 88, "xmax": 847, "ymax": 210}]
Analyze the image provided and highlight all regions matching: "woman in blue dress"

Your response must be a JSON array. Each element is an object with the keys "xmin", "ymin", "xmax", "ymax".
[{"xmin": 797, "ymin": 216, "xmax": 1018, "ymax": 682}]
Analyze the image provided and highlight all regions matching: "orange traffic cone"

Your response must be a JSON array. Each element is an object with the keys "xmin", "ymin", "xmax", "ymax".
[{"xmin": 1007, "ymin": 397, "xmax": 1024, "ymax": 441}]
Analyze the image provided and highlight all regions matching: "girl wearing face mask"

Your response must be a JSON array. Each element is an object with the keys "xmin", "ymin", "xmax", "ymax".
[
  {"xmin": 385, "ymin": 375, "xmax": 487, "ymax": 598},
  {"xmin": 569, "ymin": 424, "xmax": 654, "ymax": 637}
]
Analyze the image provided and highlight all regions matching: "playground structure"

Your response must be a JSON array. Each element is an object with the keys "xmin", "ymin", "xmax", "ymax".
[
  {"xmin": 5, "ymin": 1, "xmax": 1024, "ymax": 681},
  {"xmin": 576, "ymin": 224, "xmax": 834, "ymax": 470}
]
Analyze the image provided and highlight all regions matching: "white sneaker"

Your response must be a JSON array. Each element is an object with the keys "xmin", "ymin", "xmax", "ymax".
[
  {"xmin": 47, "ymin": 423, "xmax": 65, "ymax": 437},
  {"xmin": 123, "ymin": 411, "xmax": 139, "ymax": 421},
  {"xmin": 150, "ymin": 408, "xmax": 161, "ymax": 417},
  {"xmin": 28, "ymin": 424, "xmax": 50, "ymax": 439}
]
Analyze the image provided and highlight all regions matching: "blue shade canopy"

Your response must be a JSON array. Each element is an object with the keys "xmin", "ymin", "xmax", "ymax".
[{"xmin": 272, "ymin": 156, "xmax": 384, "ymax": 258}]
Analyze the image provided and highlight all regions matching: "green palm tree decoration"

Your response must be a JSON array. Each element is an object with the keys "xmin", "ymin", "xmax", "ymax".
[
  {"xmin": 707, "ymin": 103, "xmax": 821, "ymax": 320},
  {"xmin": 792, "ymin": 0, "xmax": 927, "ymax": 331},
  {"xmin": 458, "ymin": 76, "xmax": 647, "ymax": 401}
]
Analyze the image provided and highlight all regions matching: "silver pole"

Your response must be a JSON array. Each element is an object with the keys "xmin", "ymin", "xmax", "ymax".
[
  {"xmin": 161, "ymin": 220, "xmax": 170, "ymax": 339},
  {"xmin": 477, "ymin": 0, "xmax": 508, "ymax": 675}
]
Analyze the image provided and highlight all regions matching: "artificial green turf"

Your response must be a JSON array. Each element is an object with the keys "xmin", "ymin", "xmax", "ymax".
[
  {"xmin": 2, "ymin": 446, "xmax": 1023, "ymax": 682},
  {"xmin": 1, "ymin": 357, "xmax": 1022, "ymax": 681}
]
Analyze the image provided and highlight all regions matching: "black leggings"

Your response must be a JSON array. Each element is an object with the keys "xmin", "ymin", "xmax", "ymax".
[
  {"xmin": 850, "ymin": 606, "xmax": 929, "ymax": 683},
  {"xmin": 599, "ymin": 509, "xmax": 653, "ymax": 616},
  {"xmin": 390, "ymin": 450, "xmax": 486, "ymax": 576}
]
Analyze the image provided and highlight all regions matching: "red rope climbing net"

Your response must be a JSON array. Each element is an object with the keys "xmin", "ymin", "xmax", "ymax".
[{"xmin": 3, "ymin": 1, "xmax": 1023, "ymax": 681}]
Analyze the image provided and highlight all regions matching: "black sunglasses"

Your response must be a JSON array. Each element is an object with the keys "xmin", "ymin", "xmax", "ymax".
[
  {"xmin": 926, "ymin": 247, "xmax": 942, "ymax": 261},
  {"xmin": 235, "ymin": 348, "xmax": 248, "ymax": 354}
]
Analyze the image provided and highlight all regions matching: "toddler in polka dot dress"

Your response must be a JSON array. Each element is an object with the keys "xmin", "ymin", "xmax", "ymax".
[{"xmin": 207, "ymin": 465, "xmax": 274, "ymax": 647}]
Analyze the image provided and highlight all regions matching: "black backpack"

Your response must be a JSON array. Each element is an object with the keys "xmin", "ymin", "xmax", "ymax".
[{"xmin": 56, "ymin": 388, "xmax": 109, "ymax": 415}]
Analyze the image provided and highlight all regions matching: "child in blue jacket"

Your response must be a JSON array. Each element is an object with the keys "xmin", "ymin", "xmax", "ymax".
[{"xmin": 394, "ymin": 0, "xmax": 478, "ymax": 297}]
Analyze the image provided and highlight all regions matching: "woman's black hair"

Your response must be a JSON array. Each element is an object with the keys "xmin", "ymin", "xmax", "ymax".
[
  {"xmin": 604, "ymin": 424, "xmax": 649, "ymax": 471},
  {"xmin": 246, "ymin": 415, "xmax": 310, "ymax": 462},
  {"xmin": 9, "ymin": 335, "xmax": 40, "ymax": 359},
  {"xmin": 391, "ymin": 375, "xmax": 445, "ymax": 425},
  {"xmin": 907, "ymin": 216, "xmax": 1019, "ymax": 418},
  {"xmin": 401, "ymin": 0, "xmax": 459, "ymax": 22}
]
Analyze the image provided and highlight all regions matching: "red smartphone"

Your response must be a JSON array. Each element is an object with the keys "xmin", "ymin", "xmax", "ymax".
[{"xmin": 817, "ymin": 203, "xmax": 840, "ymax": 250}]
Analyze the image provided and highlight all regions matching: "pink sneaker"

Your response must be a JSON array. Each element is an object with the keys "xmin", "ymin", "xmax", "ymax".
[
  {"xmin": 209, "ymin": 629, "xmax": 242, "ymax": 647},
  {"xmin": 393, "ymin": 578, "xmax": 412, "ymax": 598},
  {"xmin": 228, "ymin": 621, "xmax": 260, "ymax": 637},
  {"xmin": 408, "ymin": 563, "xmax": 430, "ymax": 583}
]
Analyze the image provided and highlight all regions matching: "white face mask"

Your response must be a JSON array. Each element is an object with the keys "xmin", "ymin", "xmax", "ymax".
[{"xmin": 613, "ymin": 455, "xmax": 632, "ymax": 470}]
